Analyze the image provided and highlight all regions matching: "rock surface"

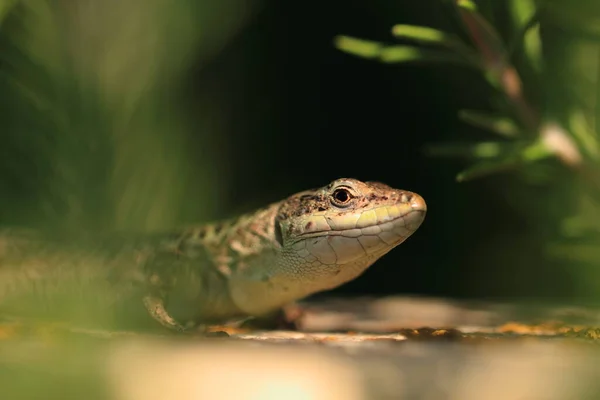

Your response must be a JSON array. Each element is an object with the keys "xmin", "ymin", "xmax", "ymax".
[{"xmin": 3, "ymin": 296, "xmax": 600, "ymax": 399}]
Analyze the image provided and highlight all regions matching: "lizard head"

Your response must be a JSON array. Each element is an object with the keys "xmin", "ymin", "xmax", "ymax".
[
  {"xmin": 273, "ymin": 178, "xmax": 426, "ymax": 289},
  {"xmin": 228, "ymin": 178, "xmax": 427, "ymax": 317}
]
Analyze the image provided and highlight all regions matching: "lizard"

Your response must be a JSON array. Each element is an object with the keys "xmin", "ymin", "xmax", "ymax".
[{"xmin": 0, "ymin": 178, "xmax": 426, "ymax": 333}]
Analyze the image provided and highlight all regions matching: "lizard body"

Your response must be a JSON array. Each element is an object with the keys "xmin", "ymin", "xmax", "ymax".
[{"xmin": 0, "ymin": 178, "xmax": 426, "ymax": 332}]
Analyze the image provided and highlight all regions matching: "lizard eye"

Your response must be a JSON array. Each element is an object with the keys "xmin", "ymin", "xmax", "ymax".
[{"xmin": 331, "ymin": 188, "xmax": 353, "ymax": 207}]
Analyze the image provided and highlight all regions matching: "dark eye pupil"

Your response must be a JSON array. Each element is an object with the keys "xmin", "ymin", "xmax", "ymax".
[{"xmin": 334, "ymin": 189, "xmax": 350, "ymax": 203}]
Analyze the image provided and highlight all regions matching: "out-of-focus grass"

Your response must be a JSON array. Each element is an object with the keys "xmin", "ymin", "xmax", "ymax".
[
  {"xmin": 334, "ymin": 0, "xmax": 600, "ymax": 301},
  {"xmin": 0, "ymin": 0, "xmax": 256, "ymax": 395},
  {"xmin": 0, "ymin": 0, "xmax": 255, "ymax": 232}
]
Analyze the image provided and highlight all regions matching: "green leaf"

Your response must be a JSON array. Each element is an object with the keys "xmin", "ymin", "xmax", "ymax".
[
  {"xmin": 522, "ymin": 23, "xmax": 542, "ymax": 71},
  {"xmin": 391, "ymin": 24, "xmax": 455, "ymax": 46},
  {"xmin": 507, "ymin": 0, "xmax": 542, "ymax": 71},
  {"xmin": 334, "ymin": 36, "xmax": 478, "ymax": 67},
  {"xmin": 520, "ymin": 139, "xmax": 553, "ymax": 162},
  {"xmin": 333, "ymin": 36, "xmax": 384, "ymax": 59},
  {"xmin": 458, "ymin": 109, "xmax": 521, "ymax": 137},
  {"xmin": 425, "ymin": 141, "xmax": 504, "ymax": 159},
  {"xmin": 456, "ymin": 159, "xmax": 520, "ymax": 181},
  {"xmin": 456, "ymin": 139, "xmax": 553, "ymax": 181},
  {"xmin": 509, "ymin": 0, "xmax": 536, "ymax": 24},
  {"xmin": 380, "ymin": 46, "xmax": 474, "ymax": 65},
  {"xmin": 456, "ymin": 0, "xmax": 477, "ymax": 11},
  {"xmin": 391, "ymin": 24, "xmax": 477, "ymax": 61}
]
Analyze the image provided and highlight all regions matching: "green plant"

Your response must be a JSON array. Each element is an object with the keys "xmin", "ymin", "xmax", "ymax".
[{"xmin": 335, "ymin": 0, "xmax": 600, "ymax": 299}]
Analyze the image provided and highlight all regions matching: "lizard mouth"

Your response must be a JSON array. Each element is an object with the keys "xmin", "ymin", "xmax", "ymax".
[
  {"xmin": 289, "ymin": 205, "xmax": 426, "ymax": 266},
  {"xmin": 298, "ymin": 207, "xmax": 425, "ymax": 239}
]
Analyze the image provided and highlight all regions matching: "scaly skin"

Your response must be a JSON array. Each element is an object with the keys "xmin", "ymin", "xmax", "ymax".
[{"xmin": 0, "ymin": 178, "xmax": 426, "ymax": 332}]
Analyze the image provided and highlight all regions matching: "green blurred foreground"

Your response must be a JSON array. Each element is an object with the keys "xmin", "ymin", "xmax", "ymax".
[
  {"xmin": 3, "ymin": 296, "xmax": 600, "ymax": 400},
  {"xmin": 0, "ymin": 0, "xmax": 254, "ymax": 232}
]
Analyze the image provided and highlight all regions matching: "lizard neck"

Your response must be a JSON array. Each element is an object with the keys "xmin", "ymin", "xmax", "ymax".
[
  {"xmin": 162, "ymin": 201, "xmax": 285, "ymax": 321},
  {"xmin": 176, "ymin": 201, "xmax": 328, "ymax": 318}
]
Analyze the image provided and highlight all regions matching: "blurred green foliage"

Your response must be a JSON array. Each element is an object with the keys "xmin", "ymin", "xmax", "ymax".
[
  {"xmin": 0, "ymin": 3, "xmax": 255, "ymax": 394},
  {"xmin": 0, "ymin": 0, "xmax": 254, "ymax": 232},
  {"xmin": 335, "ymin": 0, "xmax": 600, "ymax": 300}
]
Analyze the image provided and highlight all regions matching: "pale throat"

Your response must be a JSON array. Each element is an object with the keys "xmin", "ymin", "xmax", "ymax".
[{"xmin": 227, "ymin": 240, "xmax": 386, "ymax": 316}]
